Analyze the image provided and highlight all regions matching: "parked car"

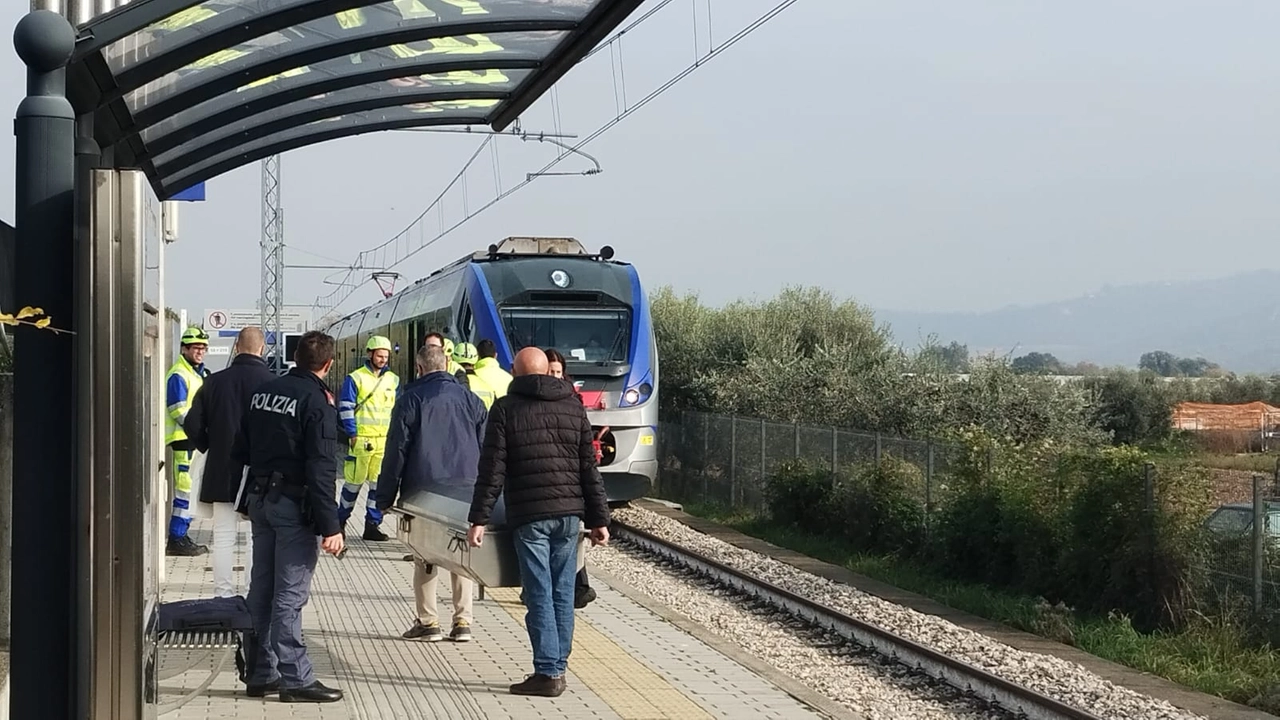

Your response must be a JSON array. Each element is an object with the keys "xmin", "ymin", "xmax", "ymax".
[{"xmin": 1204, "ymin": 501, "xmax": 1280, "ymax": 540}]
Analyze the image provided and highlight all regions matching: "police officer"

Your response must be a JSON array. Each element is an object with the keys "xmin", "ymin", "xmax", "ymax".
[
  {"xmin": 231, "ymin": 330, "xmax": 344, "ymax": 703},
  {"xmin": 166, "ymin": 326, "xmax": 212, "ymax": 557}
]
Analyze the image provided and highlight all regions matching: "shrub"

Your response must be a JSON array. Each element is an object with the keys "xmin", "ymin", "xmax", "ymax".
[
  {"xmin": 828, "ymin": 456, "xmax": 927, "ymax": 556},
  {"xmin": 929, "ymin": 429, "xmax": 1068, "ymax": 595},
  {"xmin": 1059, "ymin": 450, "xmax": 1211, "ymax": 630},
  {"xmin": 1085, "ymin": 370, "xmax": 1175, "ymax": 446},
  {"xmin": 764, "ymin": 460, "xmax": 835, "ymax": 528}
]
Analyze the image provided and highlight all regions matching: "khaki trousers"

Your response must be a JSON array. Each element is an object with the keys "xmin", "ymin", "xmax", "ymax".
[{"xmin": 414, "ymin": 558, "xmax": 474, "ymax": 627}]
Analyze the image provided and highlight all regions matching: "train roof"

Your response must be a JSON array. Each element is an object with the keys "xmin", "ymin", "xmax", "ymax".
[{"xmin": 325, "ymin": 236, "xmax": 628, "ymax": 328}]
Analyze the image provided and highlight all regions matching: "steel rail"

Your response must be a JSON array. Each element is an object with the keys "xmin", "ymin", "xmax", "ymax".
[{"xmin": 612, "ymin": 521, "xmax": 1106, "ymax": 720}]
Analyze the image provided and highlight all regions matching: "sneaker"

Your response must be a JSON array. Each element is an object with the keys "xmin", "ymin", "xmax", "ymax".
[
  {"xmin": 450, "ymin": 621, "xmax": 472, "ymax": 642},
  {"xmin": 402, "ymin": 620, "xmax": 444, "ymax": 642},
  {"xmin": 509, "ymin": 674, "xmax": 564, "ymax": 697},
  {"xmin": 166, "ymin": 536, "xmax": 208, "ymax": 557},
  {"xmin": 574, "ymin": 586, "xmax": 597, "ymax": 610},
  {"xmin": 363, "ymin": 523, "xmax": 388, "ymax": 542}
]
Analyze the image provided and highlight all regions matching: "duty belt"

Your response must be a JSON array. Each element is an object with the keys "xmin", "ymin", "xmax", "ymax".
[{"xmin": 249, "ymin": 471, "xmax": 306, "ymax": 504}]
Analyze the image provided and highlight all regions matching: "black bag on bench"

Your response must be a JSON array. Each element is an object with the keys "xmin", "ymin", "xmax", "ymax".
[{"xmin": 157, "ymin": 596, "xmax": 256, "ymax": 683}]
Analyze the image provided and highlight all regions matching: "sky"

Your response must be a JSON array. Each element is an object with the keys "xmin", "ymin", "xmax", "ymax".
[{"xmin": 2, "ymin": 0, "xmax": 1279, "ymax": 322}]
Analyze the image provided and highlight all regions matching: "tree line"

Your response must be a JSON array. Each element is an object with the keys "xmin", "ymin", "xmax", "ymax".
[{"xmin": 650, "ymin": 285, "xmax": 1272, "ymax": 656}]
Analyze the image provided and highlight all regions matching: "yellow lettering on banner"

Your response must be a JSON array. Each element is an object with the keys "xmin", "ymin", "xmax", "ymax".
[
  {"xmin": 238, "ymin": 66, "xmax": 310, "ymax": 92},
  {"xmin": 189, "ymin": 48, "xmax": 248, "ymax": 70},
  {"xmin": 335, "ymin": 9, "xmax": 366, "ymax": 29},
  {"xmin": 439, "ymin": 0, "xmax": 490, "ymax": 15},
  {"xmin": 419, "ymin": 69, "xmax": 510, "ymax": 86},
  {"xmin": 394, "ymin": 0, "xmax": 436, "ymax": 18},
  {"xmin": 153, "ymin": 7, "xmax": 219, "ymax": 32},
  {"xmin": 390, "ymin": 34, "xmax": 503, "ymax": 59},
  {"xmin": 406, "ymin": 98, "xmax": 499, "ymax": 113}
]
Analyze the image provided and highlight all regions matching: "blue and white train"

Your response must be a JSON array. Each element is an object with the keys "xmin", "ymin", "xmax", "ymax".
[{"xmin": 324, "ymin": 236, "xmax": 658, "ymax": 504}]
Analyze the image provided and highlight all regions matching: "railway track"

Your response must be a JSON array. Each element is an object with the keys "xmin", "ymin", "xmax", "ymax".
[{"xmin": 612, "ymin": 520, "xmax": 1106, "ymax": 720}]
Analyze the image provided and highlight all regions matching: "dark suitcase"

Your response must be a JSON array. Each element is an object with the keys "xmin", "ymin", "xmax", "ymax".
[{"xmin": 157, "ymin": 596, "xmax": 255, "ymax": 682}]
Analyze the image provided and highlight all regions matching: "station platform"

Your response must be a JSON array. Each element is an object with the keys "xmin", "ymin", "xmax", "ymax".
[{"xmin": 158, "ymin": 514, "xmax": 827, "ymax": 720}]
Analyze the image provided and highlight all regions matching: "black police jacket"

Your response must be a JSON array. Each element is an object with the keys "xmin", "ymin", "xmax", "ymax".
[{"xmin": 230, "ymin": 367, "xmax": 342, "ymax": 537}]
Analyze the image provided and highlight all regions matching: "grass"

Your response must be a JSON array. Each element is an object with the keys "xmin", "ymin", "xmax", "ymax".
[
  {"xmin": 1195, "ymin": 452, "xmax": 1280, "ymax": 475},
  {"xmin": 679, "ymin": 501, "xmax": 1280, "ymax": 709}
]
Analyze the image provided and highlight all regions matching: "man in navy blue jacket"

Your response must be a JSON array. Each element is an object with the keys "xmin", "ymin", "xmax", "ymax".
[{"xmin": 376, "ymin": 345, "xmax": 488, "ymax": 642}]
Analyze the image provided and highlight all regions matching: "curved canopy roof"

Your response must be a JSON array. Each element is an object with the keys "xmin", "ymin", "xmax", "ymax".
[{"xmin": 66, "ymin": 0, "xmax": 644, "ymax": 200}]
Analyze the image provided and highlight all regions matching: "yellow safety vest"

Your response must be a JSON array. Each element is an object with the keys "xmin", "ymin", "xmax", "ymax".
[
  {"xmin": 349, "ymin": 365, "xmax": 400, "ymax": 438},
  {"xmin": 474, "ymin": 357, "xmax": 512, "ymax": 399},
  {"xmin": 465, "ymin": 370, "xmax": 497, "ymax": 410},
  {"xmin": 164, "ymin": 357, "xmax": 206, "ymax": 445},
  {"xmin": 447, "ymin": 359, "xmax": 465, "ymax": 377}
]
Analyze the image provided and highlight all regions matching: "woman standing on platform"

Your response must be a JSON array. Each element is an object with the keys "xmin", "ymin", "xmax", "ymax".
[{"xmin": 545, "ymin": 348, "xmax": 598, "ymax": 609}]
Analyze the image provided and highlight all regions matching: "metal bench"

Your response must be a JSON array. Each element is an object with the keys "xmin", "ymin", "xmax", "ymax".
[{"xmin": 153, "ymin": 597, "xmax": 253, "ymax": 716}]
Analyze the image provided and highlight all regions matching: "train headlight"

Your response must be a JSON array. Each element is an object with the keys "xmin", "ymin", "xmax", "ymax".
[
  {"xmin": 623, "ymin": 388, "xmax": 641, "ymax": 405},
  {"xmin": 550, "ymin": 269, "xmax": 571, "ymax": 288}
]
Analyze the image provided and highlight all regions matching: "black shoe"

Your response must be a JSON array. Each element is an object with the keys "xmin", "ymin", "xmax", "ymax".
[
  {"xmin": 279, "ymin": 681, "xmax": 343, "ymax": 703},
  {"xmin": 450, "ymin": 621, "xmax": 472, "ymax": 642},
  {"xmin": 363, "ymin": 523, "xmax": 388, "ymax": 542},
  {"xmin": 402, "ymin": 620, "xmax": 444, "ymax": 642},
  {"xmin": 245, "ymin": 679, "xmax": 280, "ymax": 697},
  {"xmin": 574, "ymin": 586, "xmax": 597, "ymax": 609},
  {"xmin": 509, "ymin": 674, "xmax": 565, "ymax": 697},
  {"xmin": 166, "ymin": 536, "xmax": 208, "ymax": 557}
]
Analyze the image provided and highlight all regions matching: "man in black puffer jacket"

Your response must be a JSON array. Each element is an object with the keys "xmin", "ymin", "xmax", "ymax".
[{"xmin": 467, "ymin": 347, "xmax": 610, "ymax": 698}]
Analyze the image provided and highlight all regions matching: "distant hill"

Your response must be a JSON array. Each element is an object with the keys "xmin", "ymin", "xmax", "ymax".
[{"xmin": 876, "ymin": 270, "xmax": 1280, "ymax": 374}]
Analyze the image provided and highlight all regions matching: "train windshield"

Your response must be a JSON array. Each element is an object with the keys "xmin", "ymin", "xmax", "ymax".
[{"xmin": 499, "ymin": 307, "xmax": 631, "ymax": 365}]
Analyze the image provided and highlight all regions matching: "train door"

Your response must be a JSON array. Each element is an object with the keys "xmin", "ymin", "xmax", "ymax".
[{"xmin": 407, "ymin": 318, "xmax": 426, "ymax": 378}]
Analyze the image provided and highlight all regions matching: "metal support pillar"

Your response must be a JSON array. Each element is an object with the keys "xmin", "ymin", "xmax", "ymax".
[
  {"xmin": 11, "ymin": 9, "xmax": 78, "ymax": 719},
  {"xmin": 261, "ymin": 155, "xmax": 284, "ymax": 371},
  {"xmin": 74, "ymin": 111, "xmax": 100, "ymax": 720}
]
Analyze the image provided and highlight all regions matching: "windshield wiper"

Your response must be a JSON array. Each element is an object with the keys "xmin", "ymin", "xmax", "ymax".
[{"xmin": 599, "ymin": 325, "xmax": 627, "ymax": 366}]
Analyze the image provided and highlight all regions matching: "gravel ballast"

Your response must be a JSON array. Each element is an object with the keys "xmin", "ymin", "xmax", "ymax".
[
  {"xmin": 604, "ymin": 505, "xmax": 1206, "ymax": 720},
  {"xmin": 591, "ymin": 542, "xmax": 1008, "ymax": 719}
]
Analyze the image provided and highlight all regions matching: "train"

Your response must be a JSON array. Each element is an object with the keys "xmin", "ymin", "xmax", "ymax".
[{"xmin": 324, "ymin": 236, "xmax": 658, "ymax": 504}]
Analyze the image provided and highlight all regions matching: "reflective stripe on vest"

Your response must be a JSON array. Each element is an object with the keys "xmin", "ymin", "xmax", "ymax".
[
  {"xmin": 164, "ymin": 358, "xmax": 205, "ymax": 445},
  {"xmin": 473, "ymin": 358, "xmax": 512, "ymax": 399},
  {"xmin": 465, "ymin": 371, "xmax": 497, "ymax": 410},
  {"xmin": 350, "ymin": 365, "xmax": 399, "ymax": 438}
]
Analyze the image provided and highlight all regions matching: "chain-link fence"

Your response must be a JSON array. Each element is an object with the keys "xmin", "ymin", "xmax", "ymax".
[
  {"xmin": 657, "ymin": 410, "xmax": 962, "ymax": 515},
  {"xmin": 1202, "ymin": 473, "xmax": 1280, "ymax": 618},
  {"xmin": 656, "ymin": 409, "xmax": 1280, "ymax": 623}
]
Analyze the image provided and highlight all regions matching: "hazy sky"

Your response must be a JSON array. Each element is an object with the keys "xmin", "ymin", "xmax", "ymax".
[{"xmin": 2, "ymin": 0, "xmax": 1278, "ymax": 321}]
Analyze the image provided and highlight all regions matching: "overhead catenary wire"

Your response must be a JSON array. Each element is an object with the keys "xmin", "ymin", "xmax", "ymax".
[{"xmin": 313, "ymin": 0, "xmax": 803, "ymax": 316}]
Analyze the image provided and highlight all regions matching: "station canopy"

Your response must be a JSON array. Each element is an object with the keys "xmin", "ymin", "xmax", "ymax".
[{"xmin": 66, "ymin": 0, "xmax": 644, "ymax": 200}]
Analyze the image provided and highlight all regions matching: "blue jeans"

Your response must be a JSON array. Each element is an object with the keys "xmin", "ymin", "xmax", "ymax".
[{"xmin": 513, "ymin": 516, "xmax": 581, "ymax": 677}]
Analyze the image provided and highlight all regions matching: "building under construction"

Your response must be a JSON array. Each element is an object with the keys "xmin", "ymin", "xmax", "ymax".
[{"xmin": 1172, "ymin": 401, "xmax": 1280, "ymax": 452}]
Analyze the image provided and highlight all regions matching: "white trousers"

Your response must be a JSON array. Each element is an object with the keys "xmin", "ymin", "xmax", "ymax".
[{"xmin": 211, "ymin": 501, "xmax": 252, "ymax": 598}]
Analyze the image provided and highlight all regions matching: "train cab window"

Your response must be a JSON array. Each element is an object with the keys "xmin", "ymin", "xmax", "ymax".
[
  {"xmin": 500, "ymin": 307, "xmax": 631, "ymax": 364},
  {"xmin": 459, "ymin": 303, "xmax": 475, "ymax": 343}
]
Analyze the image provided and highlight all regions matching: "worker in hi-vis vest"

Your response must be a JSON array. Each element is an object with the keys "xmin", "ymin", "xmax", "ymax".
[
  {"xmin": 473, "ymin": 339, "xmax": 513, "ymax": 398},
  {"xmin": 337, "ymin": 335, "xmax": 400, "ymax": 540},
  {"xmin": 451, "ymin": 342, "xmax": 498, "ymax": 410},
  {"xmin": 165, "ymin": 326, "xmax": 213, "ymax": 556}
]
